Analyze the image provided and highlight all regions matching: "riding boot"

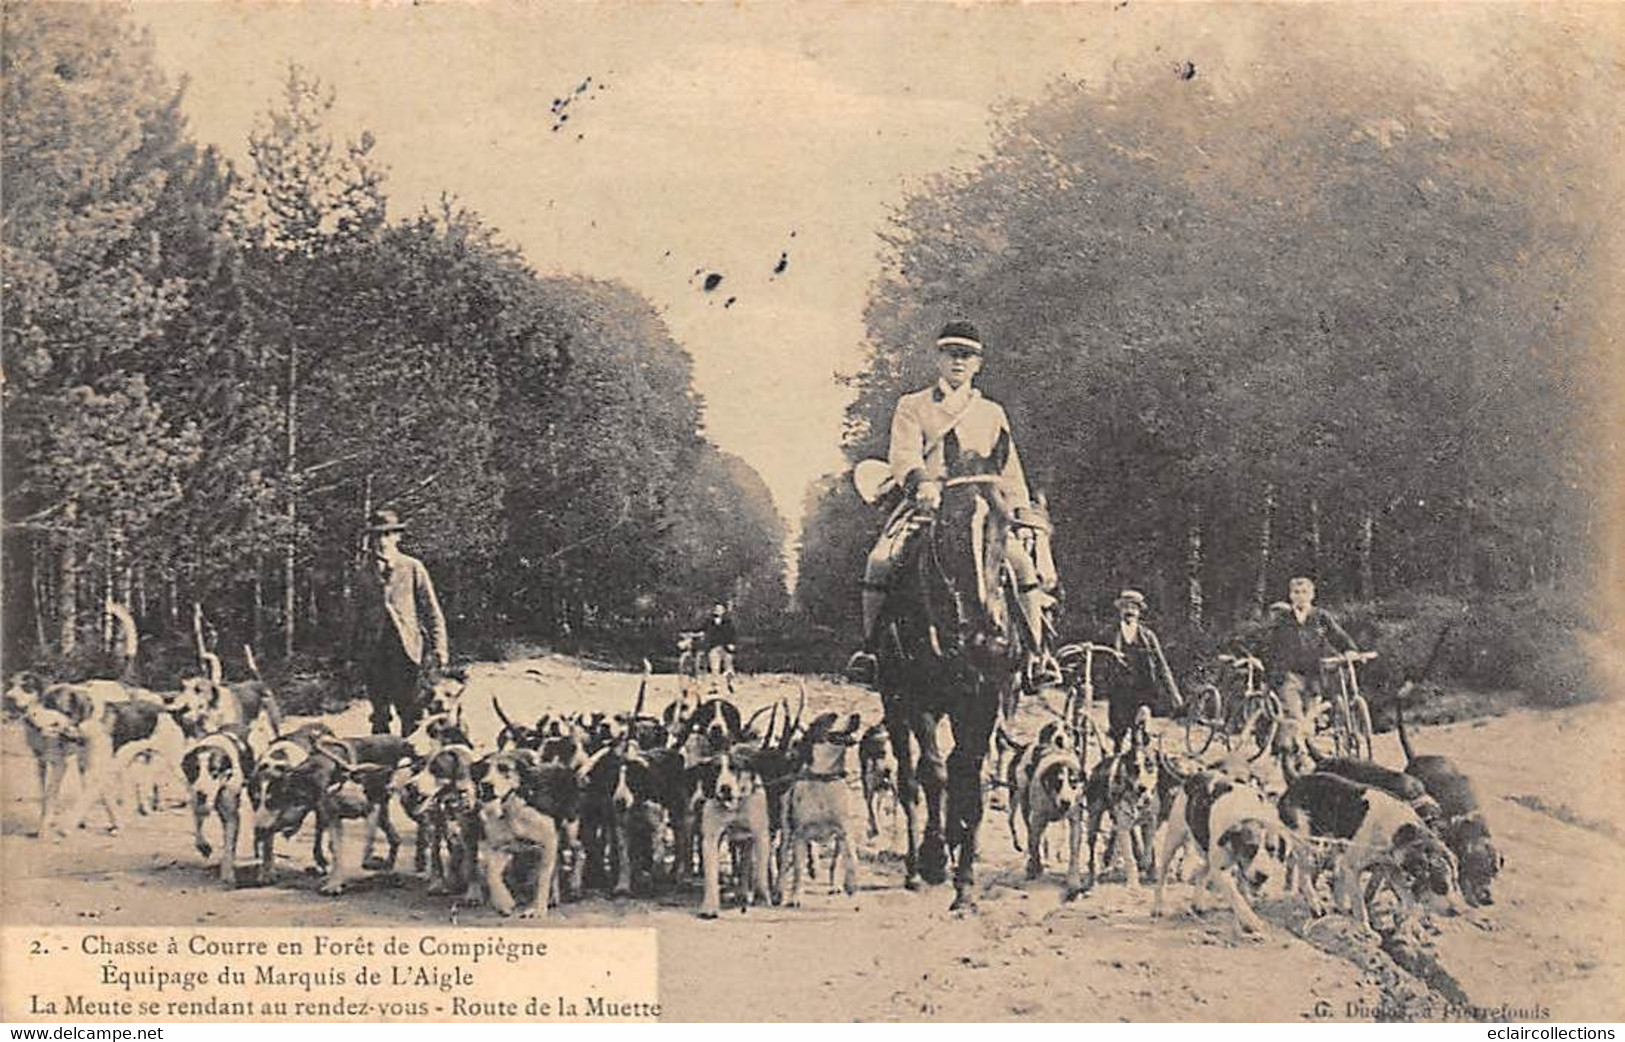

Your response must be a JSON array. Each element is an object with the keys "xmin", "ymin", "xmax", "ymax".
[
  {"xmin": 1018, "ymin": 588, "xmax": 1061, "ymax": 688},
  {"xmin": 861, "ymin": 588, "xmax": 886, "ymax": 646},
  {"xmin": 845, "ymin": 589, "xmax": 887, "ymax": 685}
]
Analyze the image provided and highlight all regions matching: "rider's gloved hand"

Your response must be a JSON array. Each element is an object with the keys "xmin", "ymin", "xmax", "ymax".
[{"xmin": 915, "ymin": 480, "xmax": 942, "ymax": 511}]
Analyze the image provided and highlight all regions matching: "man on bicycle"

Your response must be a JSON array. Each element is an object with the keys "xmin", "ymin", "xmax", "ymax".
[
  {"xmin": 845, "ymin": 320, "xmax": 1053, "ymax": 688},
  {"xmin": 1098, "ymin": 589, "xmax": 1183, "ymax": 752},
  {"xmin": 1265, "ymin": 576, "xmax": 1359, "ymax": 727},
  {"xmin": 699, "ymin": 602, "xmax": 738, "ymax": 677}
]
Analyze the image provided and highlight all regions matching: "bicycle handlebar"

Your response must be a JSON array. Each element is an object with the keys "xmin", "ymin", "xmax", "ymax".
[
  {"xmin": 1320, "ymin": 650, "xmax": 1378, "ymax": 667},
  {"xmin": 1058, "ymin": 642, "xmax": 1128, "ymax": 665},
  {"xmin": 1217, "ymin": 652, "xmax": 1264, "ymax": 671}
]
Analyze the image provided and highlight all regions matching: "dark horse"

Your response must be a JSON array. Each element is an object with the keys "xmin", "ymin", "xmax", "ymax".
[{"xmin": 876, "ymin": 432, "xmax": 1028, "ymax": 911}]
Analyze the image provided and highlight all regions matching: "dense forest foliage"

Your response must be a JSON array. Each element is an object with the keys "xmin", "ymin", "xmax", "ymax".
[
  {"xmin": 795, "ymin": 23, "xmax": 1619, "ymax": 700},
  {"xmin": 2, "ymin": 5, "xmax": 787, "ymax": 680}
]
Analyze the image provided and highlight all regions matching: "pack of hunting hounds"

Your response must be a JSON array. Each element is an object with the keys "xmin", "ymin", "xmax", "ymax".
[{"xmin": 3, "ymin": 664, "xmax": 1501, "ymax": 937}]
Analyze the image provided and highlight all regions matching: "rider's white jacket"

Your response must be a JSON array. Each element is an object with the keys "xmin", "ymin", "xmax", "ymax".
[{"xmin": 888, "ymin": 381, "xmax": 1031, "ymax": 511}]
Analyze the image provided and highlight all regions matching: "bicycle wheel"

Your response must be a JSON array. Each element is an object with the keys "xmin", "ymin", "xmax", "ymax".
[
  {"xmin": 1333, "ymin": 695, "xmax": 1361, "ymax": 760},
  {"xmin": 1183, "ymin": 683, "xmax": 1223, "ymax": 756},
  {"xmin": 1240, "ymin": 691, "xmax": 1281, "ymax": 762},
  {"xmin": 1351, "ymin": 694, "xmax": 1375, "ymax": 760}
]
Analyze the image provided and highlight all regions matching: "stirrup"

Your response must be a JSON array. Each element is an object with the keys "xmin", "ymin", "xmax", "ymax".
[{"xmin": 845, "ymin": 650, "xmax": 879, "ymax": 686}]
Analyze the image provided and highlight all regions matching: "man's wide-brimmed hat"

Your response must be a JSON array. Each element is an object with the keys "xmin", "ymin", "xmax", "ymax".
[
  {"xmin": 936, "ymin": 319, "xmax": 984, "ymax": 355},
  {"xmin": 1115, "ymin": 589, "xmax": 1147, "ymax": 610},
  {"xmin": 367, "ymin": 509, "xmax": 407, "ymax": 534}
]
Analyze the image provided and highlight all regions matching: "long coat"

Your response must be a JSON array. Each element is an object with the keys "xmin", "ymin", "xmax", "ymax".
[{"xmin": 352, "ymin": 551, "xmax": 449, "ymax": 667}]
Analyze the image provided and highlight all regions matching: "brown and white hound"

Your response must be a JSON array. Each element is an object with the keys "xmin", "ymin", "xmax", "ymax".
[
  {"xmin": 1005, "ymin": 721, "xmax": 1086, "ymax": 894},
  {"xmin": 777, "ymin": 713, "xmax": 862, "ymax": 908}
]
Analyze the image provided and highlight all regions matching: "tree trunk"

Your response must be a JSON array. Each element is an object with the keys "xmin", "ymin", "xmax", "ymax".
[
  {"xmin": 283, "ymin": 333, "xmax": 299, "ymax": 659},
  {"xmin": 192, "ymin": 602, "xmax": 209, "ymax": 666},
  {"xmin": 116, "ymin": 557, "xmax": 132, "ymax": 635},
  {"xmin": 1309, "ymin": 494, "xmax": 1323, "ymax": 578},
  {"xmin": 101, "ymin": 531, "xmax": 115, "ymax": 653},
  {"xmin": 307, "ymin": 565, "xmax": 319, "ymax": 633},
  {"xmin": 165, "ymin": 572, "xmax": 179, "ymax": 631},
  {"xmin": 343, "ymin": 475, "xmax": 370, "ymax": 634},
  {"xmin": 58, "ymin": 537, "xmax": 79, "ymax": 656},
  {"xmin": 1359, "ymin": 512, "xmax": 1375, "ymax": 601},
  {"xmin": 1255, "ymin": 482, "xmax": 1275, "ymax": 613},
  {"xmin": 252, "ymin": 553, "xmax": 264, "ymax": 650},
  {"xmin": 32, "ymin": 538, "xmax": 50, "ymax": 653},
  {"xmin": 1186, "ymin": 515, "xmax": 1205, "ymax": 630}
]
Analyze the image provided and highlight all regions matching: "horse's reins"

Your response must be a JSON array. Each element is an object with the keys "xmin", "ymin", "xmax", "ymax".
[{"xmin": 922, "ymin": 473, "xmax": 1043, "ymax": 658}]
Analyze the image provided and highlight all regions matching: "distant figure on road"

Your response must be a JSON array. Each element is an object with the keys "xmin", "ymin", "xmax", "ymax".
[
  {"xmin": 699, "ymin": 602, "xmax": 738, "ymax": 678},
  {"xmin": 352, "ymin": 508, "xmax": 449, "ymax": 736}
]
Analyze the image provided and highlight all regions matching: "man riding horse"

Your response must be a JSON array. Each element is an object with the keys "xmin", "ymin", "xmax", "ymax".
[
  {"xmin": 847, "ymin": 320, "xmax": 1056, "ymax": 689},
  {"xmin": 846, "ymin": 319, "xmax": 1056, "ymax": 909}
]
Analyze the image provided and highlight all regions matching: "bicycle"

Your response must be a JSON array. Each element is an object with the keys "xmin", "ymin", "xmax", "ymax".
[
  {"xmin": 1318, "ymin": 650, "xmax": 1378, "ymax": 760},
  {"xmin": 1182, "ymin": 650, "xmax": 1282, "ymax": 761},
  {"xmin": 675, "ymin": 631, "xmax": 705, "ymax": 689},
  {"xmin": 1054, "ymin": 641, "xmax": 1122, "ymax": 756}
]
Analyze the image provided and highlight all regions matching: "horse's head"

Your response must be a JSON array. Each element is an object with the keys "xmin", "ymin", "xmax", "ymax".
[{"xmin": 924, "ymin": 430, "xmax": 1020, "ymax": 669}]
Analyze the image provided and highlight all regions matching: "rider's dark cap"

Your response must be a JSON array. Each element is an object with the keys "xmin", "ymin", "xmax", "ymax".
[
  {"xmin": 936, "ymin": 320, "xmax": 984, "ymax": 355},
  {"xmin": 366, "ymin": 508, "xmax": 407, "ymax": 534},
  {"xmin": 1115, "ymin": 589, "xmax": 1147, "ymax": 610}
]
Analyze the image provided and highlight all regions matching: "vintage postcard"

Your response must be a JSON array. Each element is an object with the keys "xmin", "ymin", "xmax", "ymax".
[{"xmin": 3, "ymin": 0, "xmax": 1621, "ymax": 1025}]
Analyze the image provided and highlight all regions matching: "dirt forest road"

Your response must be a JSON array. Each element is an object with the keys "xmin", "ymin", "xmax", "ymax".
[{"xmin": 4, "ymin": 657, "xmax": 1623, "ymax": 1022}]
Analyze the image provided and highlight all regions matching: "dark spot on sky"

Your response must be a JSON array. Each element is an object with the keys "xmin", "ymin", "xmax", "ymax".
[
  {"xmin": 702, "ymin": 273, "xmax": 724, "ymax": 292},
  {"xmin": 790, "ymin": 230, "xmax": 797, "ymax": 238},
  {"xmin": 550, "ymin": 77, "xmax": 600, "ymax": 132},
  {"xmin": 1177, "ymin": 61, "xmax": 1196, "ymax": 80},
  {"xmin": 772, "ymin": 252, "xmax": 789, "ymax": 275},
  {"xmin": 724, "ymin": 297, "xmax": 737, "ymax": 309}
]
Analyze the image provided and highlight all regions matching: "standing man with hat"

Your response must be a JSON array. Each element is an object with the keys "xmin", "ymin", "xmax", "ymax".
[
  {"xmin": 846, "ymin": 319, "xmax": 1054, "ymax": 686},
  {"xmin": 352, "ymin": 508, "xmax": 450, "ymax": 736},
  {"xmin": 1098, "ymin": 589, "xmax": 1183, "ymax": 752}
]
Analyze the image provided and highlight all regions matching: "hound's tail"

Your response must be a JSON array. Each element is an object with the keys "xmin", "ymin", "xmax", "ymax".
[
  {"xmin": 1396, "ymin": 618, "xmax": 1458, "ymax": 765},
  {"xmin": 1394, "ymin": 683, "xmax": 1417, "ymax": 765},
  {"xmin": 492, "ymin": 696, "xmax": 521, "ymax": 745},
  {"xmin": 633, "ymin": 659, "xmax": 650, "ymax": 718}
]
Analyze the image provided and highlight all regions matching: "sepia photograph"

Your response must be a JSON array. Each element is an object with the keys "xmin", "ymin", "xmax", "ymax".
[{"xmin": 3, "ymin": 0, "xmax": 1622, "ymax": 1025}]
